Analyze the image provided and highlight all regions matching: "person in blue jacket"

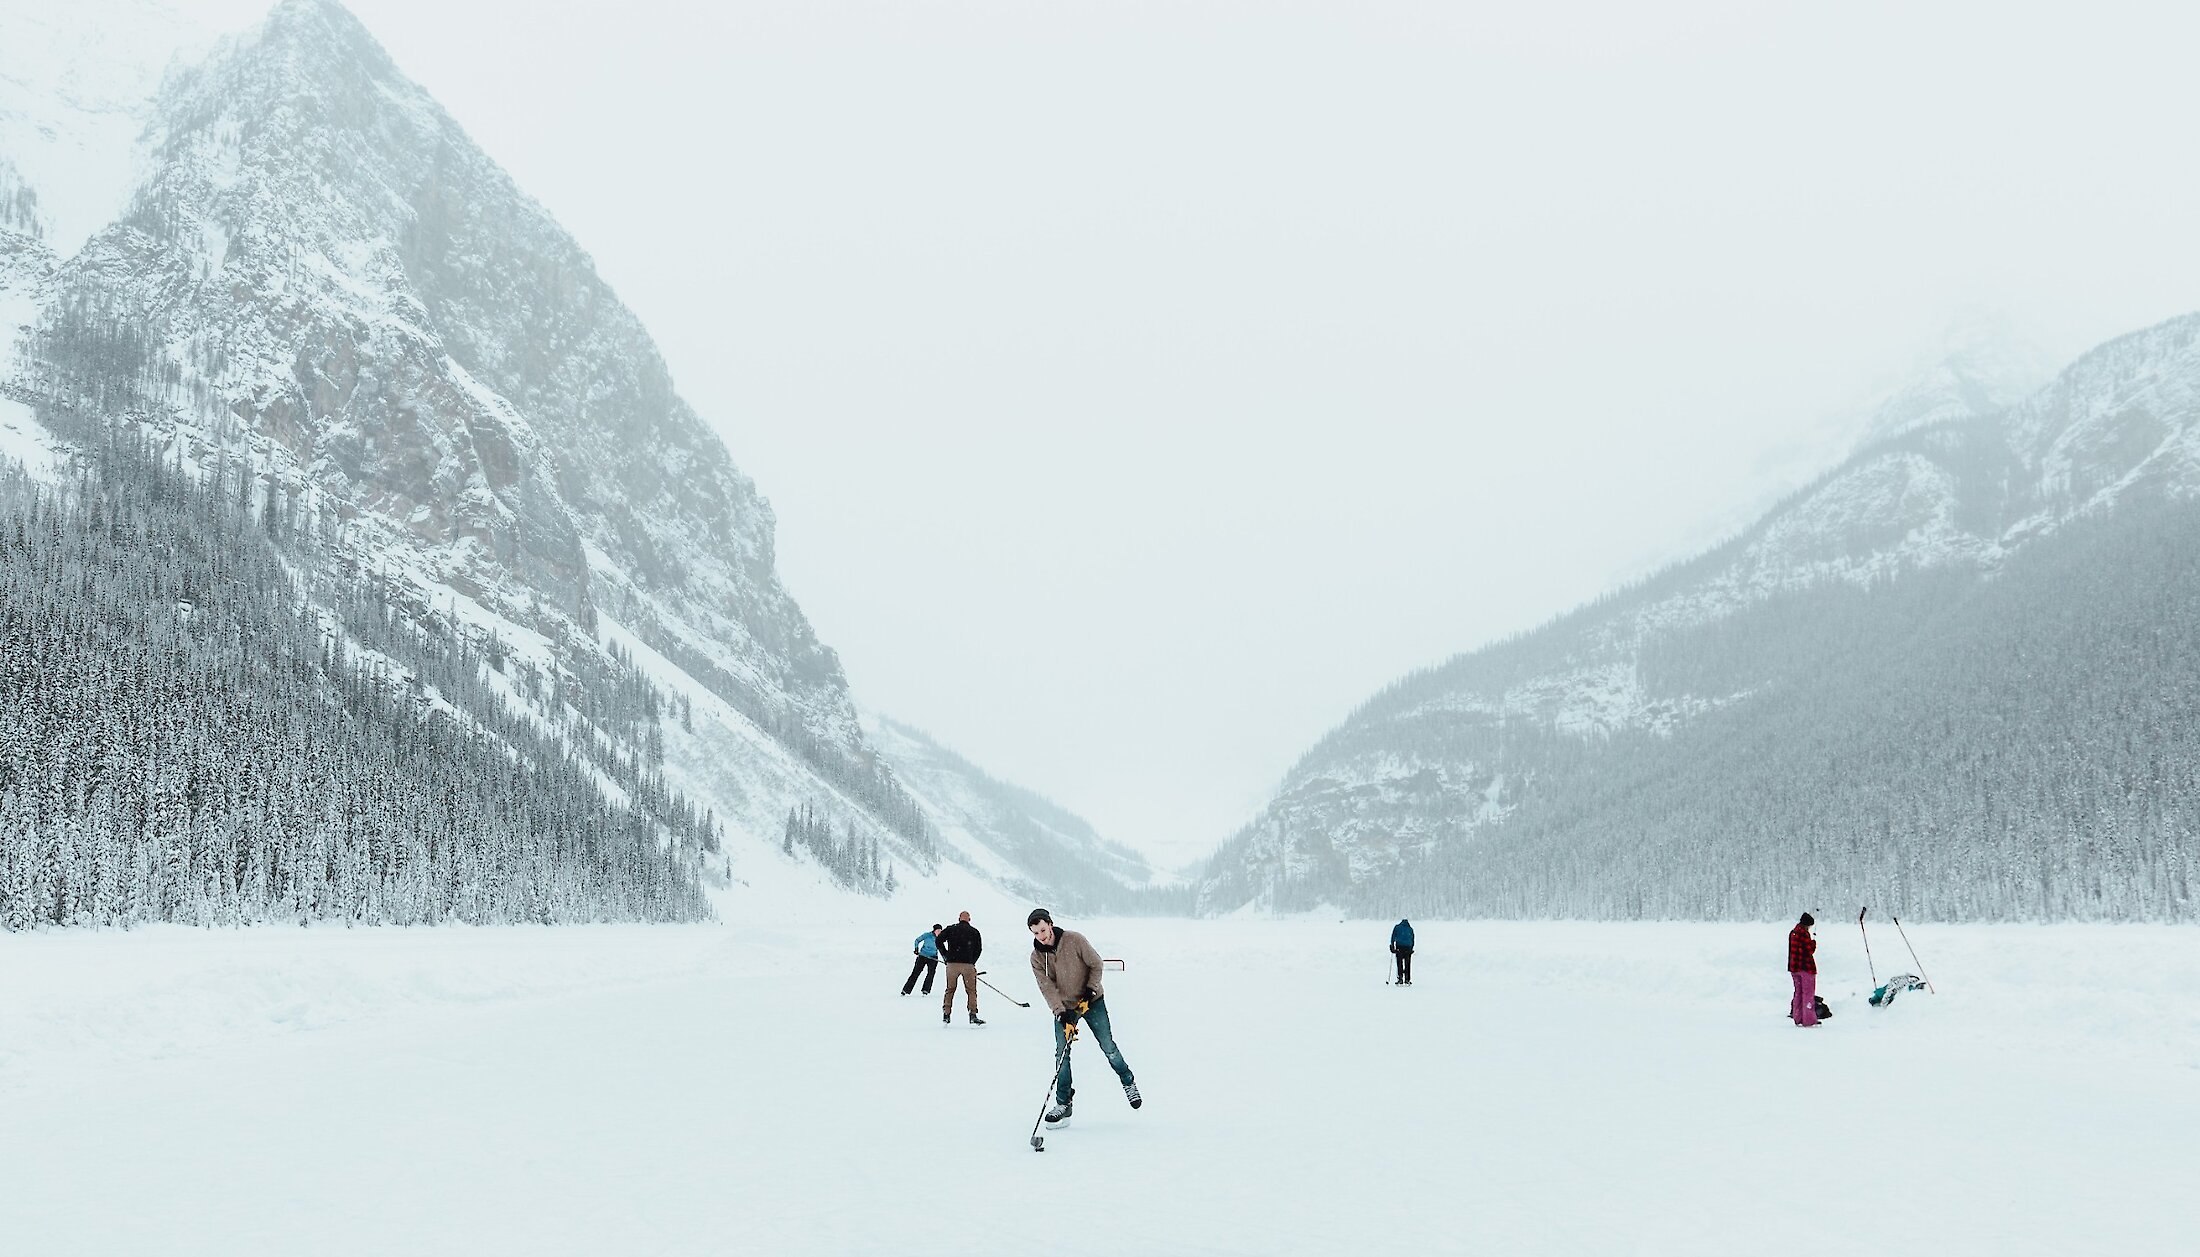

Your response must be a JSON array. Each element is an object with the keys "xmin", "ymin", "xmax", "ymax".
[
  {"xmin": 1389, "ymin": 919, "xmax": 1415, "ymax": 985},
  {"xmin": 901, "ymin": 924, "xmax": 942, "ymax": 996}
]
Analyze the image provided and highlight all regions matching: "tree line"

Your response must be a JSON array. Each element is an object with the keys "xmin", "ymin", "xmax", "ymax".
[{"xmin": 0, "ymin": 417, "xmax": 717, "ymax": 928}]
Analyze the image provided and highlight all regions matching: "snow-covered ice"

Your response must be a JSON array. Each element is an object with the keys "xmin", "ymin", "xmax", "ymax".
[{"xmin": 3, "ymin": 916, "xmax": 2196, "ymax": 1255}]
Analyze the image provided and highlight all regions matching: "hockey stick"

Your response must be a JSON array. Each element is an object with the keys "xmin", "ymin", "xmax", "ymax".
[
  {"xmin": 1890, "ymin": 915, "xmax": 1934, "ymax": 994},
  {"xmin": 1858, "ymin": 906, "xmax": 1878, "ymax": 988},
  {"xmin": 974, "ymin": 971, "xmax": 1031, "ymax": 1008},
  {"xmin": 1029, "ymin": 1022, "xmax": 1077, "ymax": 1152}
]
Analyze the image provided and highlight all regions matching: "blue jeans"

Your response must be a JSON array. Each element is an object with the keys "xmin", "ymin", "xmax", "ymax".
[{"xmin": 1055, "ymin": 996, "xmax": 1134, "ymax": 1104}]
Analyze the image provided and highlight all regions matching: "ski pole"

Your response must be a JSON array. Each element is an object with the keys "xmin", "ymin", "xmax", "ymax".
[
  {"xmin": 1891, "ymin": 914, "xmax": 1934, "ymax": 993},
  {"xmin": 1029, "ymin": 1022, "xmax": 1077, "ymax": 1152},
  {"xmin": 974, "ymin": 971, "xmax": 1030, "ymax": 1009},
  {"xmin": 1858, "ymin": 906, "xmax": 1878, "ymax": 988}
]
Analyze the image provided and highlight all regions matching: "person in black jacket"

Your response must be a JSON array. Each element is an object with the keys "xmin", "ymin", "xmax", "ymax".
[{"xmin": 937, "ymin": 910, "xmax": 985, "ymax": 1025}]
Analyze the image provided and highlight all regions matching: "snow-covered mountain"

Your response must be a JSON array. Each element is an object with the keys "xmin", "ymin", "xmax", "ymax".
[
  {"xmin": 0, "ymin": 0, "xmax": 1124, "ymax": 923},
  {"xmin": 1845, "ymin": 312, "xmax": 2059, "ymax": 451},
  {"xmin": 0, "ymin": 0, "xmax": 268, "ymax": 255},
  {"xmin": 1198, "ymin": 316, "xmax": 2200, "ymax": 921},
  {"xmin": 866, "ymin": 716, "xmax": 1174, "ymax": 913}
]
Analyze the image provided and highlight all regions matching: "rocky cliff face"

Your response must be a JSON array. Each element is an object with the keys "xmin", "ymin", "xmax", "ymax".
[
  {"xmin": 84, "ymin": 0, "xmax": 853, "ymax": 741},
  {"xmin": 1200, "ymin": 317, "xmax": 2200, "ymax": 920}
]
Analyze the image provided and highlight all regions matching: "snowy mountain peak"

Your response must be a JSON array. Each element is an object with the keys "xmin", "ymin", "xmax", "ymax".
[
  {"xmin": 0, "ymin": 0, "xmax": 268, "ymax": 253},
  {"xmin": 1850, "ymin": 310, "xmax": 2058, "ymax": 451}
]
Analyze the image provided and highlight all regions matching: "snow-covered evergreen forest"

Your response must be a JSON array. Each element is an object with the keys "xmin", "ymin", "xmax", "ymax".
[
  {"xmin": 0, "ymin": 410, "xmax": 721, "ymax": 927},
  {"xmin": 781, "ymin": 803, "xmax": 896, "ymax": 896}
]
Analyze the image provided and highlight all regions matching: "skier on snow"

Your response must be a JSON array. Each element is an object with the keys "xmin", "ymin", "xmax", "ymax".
[
  {"xmin": 1788, "ymin": 912, "xmax": 1819, "ymax": 1027},
  {"xmin": 1029, "ymin": 907, "xmax": 1139, "ymax": 1128},
  {"xmin": 938, "ymin": 910, "xmax": 985, "ymax": 1025},
  {"xmin": 902, "ymin": 923, "xmax": 943, "ymax": 997},
  {"xmin": 1389, "ymin": 918, "xmax": 1415, "ymax": 985}
]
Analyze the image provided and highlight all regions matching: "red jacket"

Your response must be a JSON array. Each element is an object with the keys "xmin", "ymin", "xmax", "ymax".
[{"xmin": 1787, "ymin": 923, "xmax": 1816, "ymax": 973}]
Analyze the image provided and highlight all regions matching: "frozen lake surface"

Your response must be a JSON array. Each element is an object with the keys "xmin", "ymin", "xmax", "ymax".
[{"xmin": 4, "ymin": 916, "xmax": 2197, "ymax": 1255}]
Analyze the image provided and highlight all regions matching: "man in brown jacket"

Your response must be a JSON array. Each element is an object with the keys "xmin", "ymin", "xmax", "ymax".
[{"xmin": 1028, "ymin": 907, "xmax": 1139, "ymax": 1128}]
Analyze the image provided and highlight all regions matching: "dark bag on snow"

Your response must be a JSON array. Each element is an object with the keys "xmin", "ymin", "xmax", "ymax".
[{"xmin": 1811, "ymin": 994, "xmax": 1833, "ymax": 1020}]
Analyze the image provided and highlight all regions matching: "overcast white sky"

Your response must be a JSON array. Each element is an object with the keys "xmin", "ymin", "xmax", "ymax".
[{"xmin": 336, "ymin": 0, "xmax": 2200, "ymax": 866}]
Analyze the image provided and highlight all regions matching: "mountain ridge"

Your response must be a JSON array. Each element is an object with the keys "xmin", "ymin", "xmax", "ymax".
[
  {"xmin": 1199, "ymin": 313, "xmax": 2200, "ymax": 920},
  {"xmin": 866, "ymin": 714, "xmax": 1175, "ymax": 913}
]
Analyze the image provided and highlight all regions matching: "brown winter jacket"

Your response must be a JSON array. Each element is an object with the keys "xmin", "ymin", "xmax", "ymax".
[{"xmin": 1031, "ymin": 928, "xmax": 1106, "ymax": 1015}]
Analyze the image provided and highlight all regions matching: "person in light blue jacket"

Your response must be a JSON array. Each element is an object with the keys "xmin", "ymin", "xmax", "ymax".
[
  {"xmin": 1389, "ymin": 919, "xmax": 1415, "ymax": 985},
  {"xmin": 901, "ymin": 924, "xmax": 942, "ymax": 996}
]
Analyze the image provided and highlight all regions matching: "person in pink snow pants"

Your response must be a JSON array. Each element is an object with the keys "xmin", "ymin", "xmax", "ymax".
[{"xmin": 1788, "ymin": 912, "xmax": 1818, "ymax": 1027}]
